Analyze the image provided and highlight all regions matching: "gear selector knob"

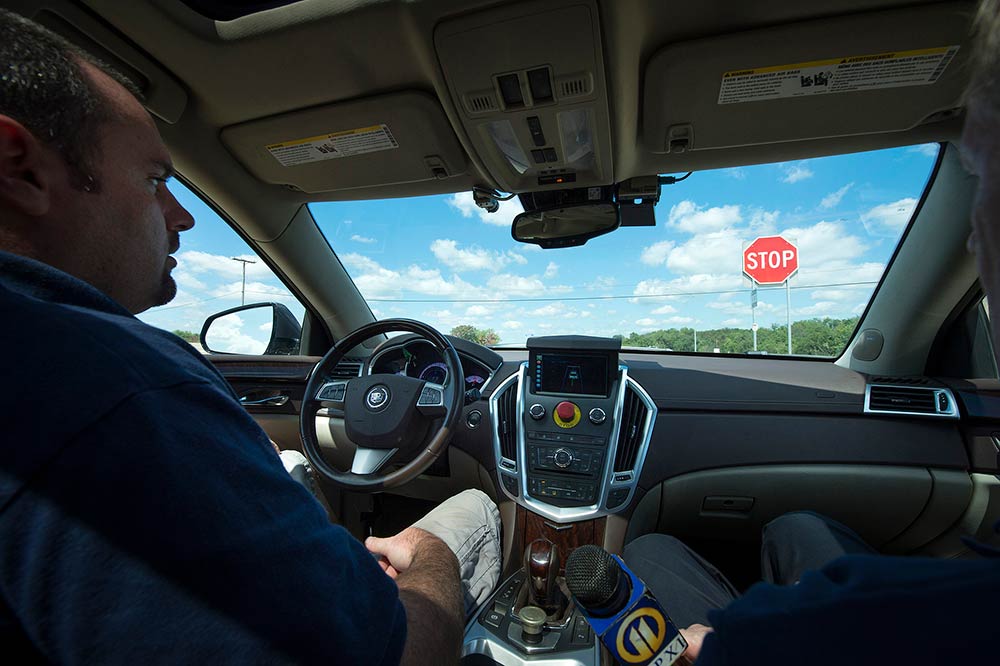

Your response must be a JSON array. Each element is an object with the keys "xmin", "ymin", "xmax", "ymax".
[{"xmin": 524, "ymin": 538, "xmax": 560, "ymax": 612}]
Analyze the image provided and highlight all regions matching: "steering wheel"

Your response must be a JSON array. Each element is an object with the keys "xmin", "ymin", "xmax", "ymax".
[{"xmin": 300, "ymin": 319, "xmax": 464, "ymax": 491}]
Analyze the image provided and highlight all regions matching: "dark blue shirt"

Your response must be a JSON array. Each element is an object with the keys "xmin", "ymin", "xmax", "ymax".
[
  {"xmin": 0, "ymin": 251, "xmax": 406, "ymax": 664},
  {"xmin": 698, "ymin": 538, "xmax": 1000, "ymax": 663}
]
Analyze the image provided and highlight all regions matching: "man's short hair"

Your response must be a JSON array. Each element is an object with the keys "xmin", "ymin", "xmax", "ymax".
[
  {"xmin": 970, "ymin": 0, "xmax": 1000, "ymax": 111},
  {"xmin": 0, "ymin": 8, "xmax": 143, "ymax": 190}
]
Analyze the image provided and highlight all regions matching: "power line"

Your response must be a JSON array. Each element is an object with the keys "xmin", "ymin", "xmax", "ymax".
[{"xmin": 366, "ymin": 280, "xmax": 879, "ymax": 304}]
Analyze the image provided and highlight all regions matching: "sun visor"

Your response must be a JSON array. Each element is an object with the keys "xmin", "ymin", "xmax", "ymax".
[
  {"xmin": 220, "ymin": 92, "xmax": 468, "ymax": 194},
  {"xmin": 642, "ymin": 2, "xmax": 972, "ymax": 154}
]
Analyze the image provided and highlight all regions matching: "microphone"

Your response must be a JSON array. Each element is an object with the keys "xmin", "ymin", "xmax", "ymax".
[{"xmin": 565, "ymin": 545, "xmax": 687, "ymax": 666}]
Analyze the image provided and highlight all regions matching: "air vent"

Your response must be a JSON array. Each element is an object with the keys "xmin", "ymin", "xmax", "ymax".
[
  {"xmin": 866, "ymin": 385, "xmax": 958, "ymax": 418},
  {"xmin": 557, "ymin": 73, "xmax": 593, "ymax": 99},
  {"xmin": 496, "ymin": 382, "xmax": 518, "ymax": 463},
  {"xmin": 869, "ymin": 376, "xmax": 930, "ymax": 385},
  {"xmin": 330, "ymin": 360, "xmax": 363, "ymax": 379},
  {"xmin": 465, "ymin": 92, "xmax": 498, "ymax": 114},
  {"xmin": 614, "ymin": 384, "xmax": 649, "ymax": 472}
]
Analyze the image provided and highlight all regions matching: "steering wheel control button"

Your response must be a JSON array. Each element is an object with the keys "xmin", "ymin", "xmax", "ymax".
[
  {"xmin": 318, "ymin": 382, "xmax": 347, "ymax": 401},
  {"xmin": 588, "ymin": 407, "xmax": 607, "ymax": 425},
  {"xmin": 553, "ymin": 401, "xmax": 581, "ymax": 428},
  {"xmin": 417, "ymin": 385, "xmax": 444, "ymax": 406},
  {"xmin": 466, "ymin": 409, "xmax": 482, "ymax": 429},
  {"xmin": 553, "ymin": 448, "xmax": 573, "ymax": 468},
  {"xmin": 364, "ymin": 385, "xmax": 391, "ymax": 411},
  {"xmin": 528, "ymin": 403, "xmax": 546, "ymax": 420}
]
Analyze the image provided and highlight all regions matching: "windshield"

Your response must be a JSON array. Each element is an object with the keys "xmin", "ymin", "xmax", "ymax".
[{"xmin": 312, "ymin": 144, "xmax": 939, "ymax": 355}]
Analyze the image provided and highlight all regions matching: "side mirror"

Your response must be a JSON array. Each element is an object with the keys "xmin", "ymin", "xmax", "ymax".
[
  {"xmin": 200, "ymin": 303, "xmax": 302, "ymax": 355},
  {"xmin": 512, "ymin": 202, "xmax": 620, "ymax": 249}
]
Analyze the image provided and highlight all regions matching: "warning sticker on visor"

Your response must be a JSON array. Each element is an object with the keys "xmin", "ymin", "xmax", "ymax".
[
  {"xmin": 266, "ymin": 124, "xmax": 398, "ymax": 167},
  {"xmin": 718, "ymin": 46, "xmax": 959, "ymax": 105}
]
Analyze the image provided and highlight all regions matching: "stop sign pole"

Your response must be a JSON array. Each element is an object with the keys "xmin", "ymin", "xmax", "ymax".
[{"xmin": 742, "ymin": 236, "xmax": 799, "ymax": 354}]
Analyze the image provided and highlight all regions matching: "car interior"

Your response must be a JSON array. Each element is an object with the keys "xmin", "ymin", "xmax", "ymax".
[{"xmin": 6, "ymin": 0, "xmax": 998, "ymax": 662}]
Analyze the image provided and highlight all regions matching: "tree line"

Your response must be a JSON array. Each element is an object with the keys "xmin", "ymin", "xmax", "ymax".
[{"xmin": 449, "ymin": 317, "xmax": 860, "ymax": 357}]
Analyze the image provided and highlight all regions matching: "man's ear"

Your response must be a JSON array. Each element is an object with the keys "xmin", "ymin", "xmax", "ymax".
[{"xmin": 0, "ymin": 115, "xmax": 53, "ymax": 216}]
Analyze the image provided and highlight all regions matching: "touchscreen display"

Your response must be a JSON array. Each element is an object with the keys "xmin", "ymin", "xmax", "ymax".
[{"xmin": 533, "ymin": 353, "xmax": 609, "ymax": 396}]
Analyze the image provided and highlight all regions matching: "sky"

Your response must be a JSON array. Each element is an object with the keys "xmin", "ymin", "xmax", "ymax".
[{"xmin": 139, "ymin": 143, "xmax": 940, "ymax": 353}]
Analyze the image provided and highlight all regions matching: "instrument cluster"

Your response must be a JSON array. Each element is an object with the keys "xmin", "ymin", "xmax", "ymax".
[{"xmin": 369, "ymin": 340, "xmax": 491, "ymax": 392}]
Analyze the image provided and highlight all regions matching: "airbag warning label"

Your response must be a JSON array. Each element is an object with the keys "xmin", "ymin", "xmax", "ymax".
[
  {"xmin": 266, "ymin": 124, "xmax": 398, "ymax": 167},
  {"xmin": 718, "ymin": 46, "xmax": 959, "ymax": 105}
]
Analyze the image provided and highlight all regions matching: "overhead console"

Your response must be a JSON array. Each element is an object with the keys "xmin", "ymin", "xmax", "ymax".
[
  {"xmin": 434, "ymin": 0, "xmax": 614, "ymax": 192},
  {"xmin": 642, "ymin": 1, "xmax": 972, "ymax": 156},
  {"xmin": 490, "ymin": 336, "xmax": 656, "ymax": 523}
]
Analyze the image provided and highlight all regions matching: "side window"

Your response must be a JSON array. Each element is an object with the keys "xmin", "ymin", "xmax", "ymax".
[
  {"xmin": 930, "ymin": 294, "xmax": 998, "ymax": 379},
  {"xmin": 139, "ymin": 179, "xmax": 306, "ymax": 355}
]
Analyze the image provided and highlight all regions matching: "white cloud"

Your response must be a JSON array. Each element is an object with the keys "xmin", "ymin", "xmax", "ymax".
[
  {"xmin": 810, "ymin": 288, "xmax": 864, "ymax": 302},
  {"xmin": 651, "ymin": 304, "xmax": 677, "ymax": 314},
  {"xmin": 503, "ymin": 320, "xmax": 523, "ymax": 329},
  {"xmin": 779, "ymin": 221, "xmax": 867, "ymax": 275},
  {"xmin": 465, "ymin": 304, "xmax": 493, "ymax": 317},
  {"xmin": 586, "ymin": 276, "xmax": 617, "ymax": 290},
  {"xmin": 430, "ymin": 239, "xmax": 516, "ymax": 273},
  {"xmin": 640, "ymin": 240, "xmax": 676, "ymax": 266},
  {"xmin": 446, "ymin": 192, "xmax": 524, "ymax": 227},
  {"xmin": 666, "ymin": 229, "xmax": 744, "ymax": 275},
  {"xmin": 350, "ymin": 234, "xmax": 377, "ymax": 244},
  {"xmin": 209, "ymin": 281, "xmax": 292, "ymax": 300},
  {"xmin": 666, "ymin": 316, "xmax": 694, "ymax": 324},
  {"xmin": 726, "ymin": 168, "xmax": 747, "ymax": 180},
  {"xmin": 820, "ymin": 183, "xmax": 854, "ymax": 209},
  {"xmin": 544, "ymin": 262, "xmax": 559, "ymax": 279},
  {"xmin": 177, "ymin": 251, "xmax": 273, "ymax": 280},
  {"xmin": 860, "ymin": 198, "xmax": 917, "ymax": 236},
  {"xmin": 174, "ymin": 272, "xmax": 206, "ymax": 290},
  {"xmin": 797, "ymin": 301, "xmax": 837, "ymax": 316},
  {"xmin": 781, "ymin": 163, "xmax": 814, "ymax": 184},
  {"xmin": 748, "ymin": 209, "xmax": 780, "ymax": 234},
  {"xmin": 722, "ymin": 318, "xmax": 744, "ymax": 326},
  {"xmin": 908, "ymin": 143, "xmax": 939, "ymax": 157},
  {"xmin": 201, "ymin": 314, "xmax": 269, "ymax": 355},
  {"xmin": 666, "ymin": 200, "xmax": 742, "ymax": 234},
  {"xmin": 635, "ymin": 318, "xmax": 657, "ymax": 327},
  {"xmin": 632, "ymin": 273, "xmax": 744, "ymax": 301},
  {"xmin": 486, "ymin": 273, "xmax": 545, "ymax": 297}
]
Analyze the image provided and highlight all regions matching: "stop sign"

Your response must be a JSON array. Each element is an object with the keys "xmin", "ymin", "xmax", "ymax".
[{"xmin": 743, "ymin": 236, "xmax": 799, "ymax": 284}]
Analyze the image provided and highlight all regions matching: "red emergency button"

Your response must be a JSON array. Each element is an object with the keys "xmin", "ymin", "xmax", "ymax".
[
  {"xmin": 553, "ymin": 401, "xmax": 581, "ymax": 428},
  {"xmin": 556, "ymin": 401, "xmax": 576, "ymax": 421}
]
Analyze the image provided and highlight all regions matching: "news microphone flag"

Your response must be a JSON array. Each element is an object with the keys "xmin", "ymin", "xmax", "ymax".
[{"xmin": 567, "ymin": 548, "xmax": 686, "ymax": 666}]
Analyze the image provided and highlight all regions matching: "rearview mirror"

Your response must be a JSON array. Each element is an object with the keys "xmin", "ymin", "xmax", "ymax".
[
  {"xmin": 512, "ymin": 202, "xmax": 620, "ymax": 249},
  {"xmin": 200, "ymin": 302, "xmax": 302, "ymax": 355}
]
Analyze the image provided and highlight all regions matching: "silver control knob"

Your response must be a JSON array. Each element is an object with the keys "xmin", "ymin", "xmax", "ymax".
[
  {"xmin": 554, "ymin": 448, "xmax": 573, "ymax": 468},
  {"xmin": 529, "ymin": 403, "xmax": 546, "ymax": 420},
  {"xmin": 519, "ymin": 605, "xmax": 546, "ymax": 644},
  {"xmin": 589, "ymin": 407, "xmax": 607, "ymax": 425}
]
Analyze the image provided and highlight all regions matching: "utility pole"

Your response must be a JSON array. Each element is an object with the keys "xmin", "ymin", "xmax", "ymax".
[
  {"xmin": 751, "ymin": 285, "xmax": 758, "ymax": 351},
  {"xmin": 230, "ymin": 257, "xmax": 256, "ymax": 305},
  {"xmin": 694, "ymin": 329, "xmax": 698, "ymax": 352},
  {"xmin": 786, "ymin": 278, "xmax": 792, "ymax": 354}
]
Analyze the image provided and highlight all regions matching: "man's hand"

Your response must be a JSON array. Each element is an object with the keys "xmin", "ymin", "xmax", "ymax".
[
  {"xmin": 366, "ymin": 527, "xmax": 463, "ymax": 666},
  {"xmin": 678, "ymin": 624, "xmax": 713, "ymax": 664},
  {"xmin": 366, "ymin": 527, "xmax": 433, "ymax": 579}
]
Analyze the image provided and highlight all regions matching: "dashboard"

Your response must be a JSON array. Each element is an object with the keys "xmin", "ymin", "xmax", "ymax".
[{"xmin": 369, "ymin": 338, "xmax": 494, "ymax": 392}]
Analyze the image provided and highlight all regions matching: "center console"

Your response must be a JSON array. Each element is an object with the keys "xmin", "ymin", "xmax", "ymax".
[
  {"xmin": 465, "ymin": 336, "xmax": 657, "ymax": 664},
  {"xmin": 490, "ymin": 335, "xmax": 656, "ymax": 522}
]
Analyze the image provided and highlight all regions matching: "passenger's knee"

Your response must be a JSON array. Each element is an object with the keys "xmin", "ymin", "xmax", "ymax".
[
  {"xmin": 763, "ymin": 511, "xmax": 831, "ymax": 541},
  {"xmin": 624, "ymin": 533, "xmax": 688, "ymax": 562}
]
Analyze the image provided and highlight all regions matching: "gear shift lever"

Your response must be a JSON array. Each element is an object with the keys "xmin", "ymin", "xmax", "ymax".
[{"xmin": 524, "ymin": 538, "xmax": 560, "ymax": 612}]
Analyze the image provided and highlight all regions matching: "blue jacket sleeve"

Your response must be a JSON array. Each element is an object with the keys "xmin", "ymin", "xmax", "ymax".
[
  {"xmin": 0, "ymin": 381, "xmax": 407, "ymax": 665},
  {"xmin": 695, "ymin": 553, "xmax": 1000, "ymax": 666}
]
